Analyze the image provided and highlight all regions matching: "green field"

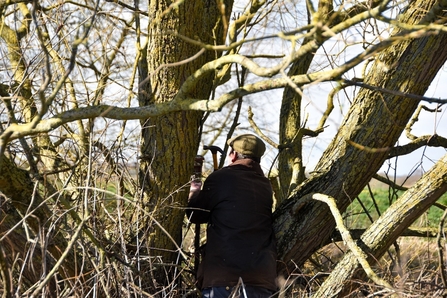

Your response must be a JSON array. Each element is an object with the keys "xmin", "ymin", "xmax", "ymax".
[{"xmin": 344, "ymin": 187, "xmax": 447, "ymax": 229}]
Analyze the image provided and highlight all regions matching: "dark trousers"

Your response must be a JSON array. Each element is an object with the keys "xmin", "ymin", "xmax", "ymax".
[{"xmin": 202, "ymin": 286, "xmax": 274, "ymax": 298}]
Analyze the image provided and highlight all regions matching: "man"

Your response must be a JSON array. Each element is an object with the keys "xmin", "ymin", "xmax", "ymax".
[{"xmin": 186, "ymin": 134, "xmax": 277, "ymax": 298}]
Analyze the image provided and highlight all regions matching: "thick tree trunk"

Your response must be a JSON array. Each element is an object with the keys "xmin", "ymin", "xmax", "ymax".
[
  {"xmin": 273, "ymin": 0, "xmax": 447, "ymax": 275},
  {"xmin": 138, "ymin": 0, "xmax": 234, "ymax": 289},
  {"xmin": 314, "ymin": 153, "xmax": 447, "ymax": 297}
]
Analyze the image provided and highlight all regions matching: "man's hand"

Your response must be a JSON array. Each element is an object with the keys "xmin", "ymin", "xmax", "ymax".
[
  {"xmin": 189, "ymin": 178, "xmax": 202, "ymax": 201},
  {"xmin": 189, "ymin": 155, "xmax": 204, "ymax": 202}
]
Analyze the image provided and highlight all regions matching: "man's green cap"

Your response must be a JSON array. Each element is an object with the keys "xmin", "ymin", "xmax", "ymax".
[{"xmin": 227, "ymin": 134, "xmax": 266, "ymax": 158}]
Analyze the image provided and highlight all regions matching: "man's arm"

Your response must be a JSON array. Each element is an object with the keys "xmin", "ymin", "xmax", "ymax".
[{"xmin": 186, "ymin": 179, "xmax": 210, "ymax": 223}]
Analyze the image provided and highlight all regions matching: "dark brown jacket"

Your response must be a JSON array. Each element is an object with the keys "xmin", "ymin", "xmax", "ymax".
[{"xmin": 187, "ymin": 159, "xmax": 277, "ymax": 291}]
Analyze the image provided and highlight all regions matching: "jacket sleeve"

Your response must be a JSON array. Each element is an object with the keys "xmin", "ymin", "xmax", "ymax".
[
  {"xmin": 186, "ymin": 192, "xmax": 210, "ymax": 224},
  {"xmin": 185, "ymin": 176, "xmax": 215, "ymax": 223}
]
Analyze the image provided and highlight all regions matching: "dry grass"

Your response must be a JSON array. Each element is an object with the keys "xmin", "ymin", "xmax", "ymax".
[
  {"xmin": 279, "ymin": 237, "xmax": 447, "ymax": 297},
  {"xmin": 2, "ymin": 210, "xmax": 447, "ymax": 297},
  {"xmin": 1, "ymin": 171, "xmax": 446, "ymax": 297}
]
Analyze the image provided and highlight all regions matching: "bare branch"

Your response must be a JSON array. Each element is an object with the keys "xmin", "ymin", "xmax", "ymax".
[
  {"xmin": 343, "ymin": 79, "xmax": 447, "ymax": 104},
  {"xmin": 389, "ymin": 134, "xmax": 447, "ymax": 158},
  {"xmin": 313, "ymin": 193, "xmax": 396, "ymax": 296}
]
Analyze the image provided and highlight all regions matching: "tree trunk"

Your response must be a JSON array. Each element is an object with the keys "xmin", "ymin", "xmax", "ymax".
[
  {"xmin": 138, "ymin": 0, "xmax": 233, "ymax": 289},
  {"xmin": 278, "ymin": 0, "xmax": 334, "ymax": 203},
  {"xmin": 314, "ymin": 153, "xmax": 447, "ymax": 297},
  {"xmin": 273, "ymin": 0, "xmax": 447, "ymax": 274}
]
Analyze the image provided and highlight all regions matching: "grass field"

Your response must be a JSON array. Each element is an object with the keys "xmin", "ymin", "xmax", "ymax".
[{"xmin": 344, "ymin": 184, "xmax": 447, "ymax": 229}]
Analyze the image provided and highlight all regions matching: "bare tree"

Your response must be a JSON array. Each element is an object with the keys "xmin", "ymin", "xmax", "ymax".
[{"xmin": 0, "ymin": 0, "xmax": 446, "ymax": 296}]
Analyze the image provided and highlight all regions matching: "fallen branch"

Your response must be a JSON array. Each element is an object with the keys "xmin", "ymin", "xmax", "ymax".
[{"xmin": 313, "ymin": 193, "xmax": 397, "ymax": 297}]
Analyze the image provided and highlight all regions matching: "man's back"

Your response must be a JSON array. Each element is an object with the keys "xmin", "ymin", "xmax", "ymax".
[{"xmin": 187, "ymin": 158, "xmax": 277, "ymax": 292}]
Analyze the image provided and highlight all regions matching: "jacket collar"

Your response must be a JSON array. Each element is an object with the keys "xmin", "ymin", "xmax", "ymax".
[{"xmin": 229, "ymin": 158, "xmax": 264, "ymax": 176}]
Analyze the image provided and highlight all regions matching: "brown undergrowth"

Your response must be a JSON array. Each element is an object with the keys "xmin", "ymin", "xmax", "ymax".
[{"xmin": 280, "ymin": 237, "xmax": 447, "ymax": 297}]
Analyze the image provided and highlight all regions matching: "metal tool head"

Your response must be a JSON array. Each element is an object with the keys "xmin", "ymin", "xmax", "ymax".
[{"xmin": 203, "ymin": 145, "xmax": 224, "ymax": 155}]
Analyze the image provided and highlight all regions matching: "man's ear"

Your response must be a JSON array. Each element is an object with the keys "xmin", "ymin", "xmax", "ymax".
[{"xmin": 230, "ymin": 152, "xmax": 238, "ymax": 163}]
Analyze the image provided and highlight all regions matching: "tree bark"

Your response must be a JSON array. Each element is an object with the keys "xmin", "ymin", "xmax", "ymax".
[
  {"xmin": 138, "ymin": 0, "xmax": 234, "ymax": 289},
  {"xmin": 273, "ymin": 0, "xmax": 447, "ymax": 275}
]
